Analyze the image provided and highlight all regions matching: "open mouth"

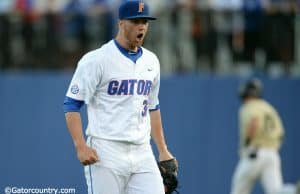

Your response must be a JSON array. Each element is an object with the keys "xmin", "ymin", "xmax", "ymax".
[{"xmin": 137, "ymin": 33, "xmax": 144, "ymax": 39}]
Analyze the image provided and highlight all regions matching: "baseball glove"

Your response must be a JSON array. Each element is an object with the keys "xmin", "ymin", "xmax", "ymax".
[{"xmin": 158, "ymin": 158, "xmax": 179, "ymax": 194}]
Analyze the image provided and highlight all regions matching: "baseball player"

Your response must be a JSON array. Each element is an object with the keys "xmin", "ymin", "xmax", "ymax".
[
  {"xmin": 231, "ymin": 78, "xmax": 298, "ymax": 194},
  {"xmin": 63, "ymin": 1, "xmax": 176, "ymax": 194}
]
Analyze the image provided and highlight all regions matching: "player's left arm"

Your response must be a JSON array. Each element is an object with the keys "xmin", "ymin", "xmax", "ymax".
[
  {"xmin": 150, "ymin": 110, "xmax": 174, "ymax": 161},
  {"xmin": 149, "ymin": 56, "xmax": 175, "ymax": 161}
]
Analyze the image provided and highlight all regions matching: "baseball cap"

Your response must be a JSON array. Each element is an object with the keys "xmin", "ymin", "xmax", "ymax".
[{"xmin": 119, "ymin": 0, "xmax": 156, "ymax": 20}]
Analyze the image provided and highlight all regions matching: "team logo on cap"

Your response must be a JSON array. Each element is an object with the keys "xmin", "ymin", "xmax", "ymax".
[{"xmin": 138, "ymin": 2, "xmax": 144, "ymax": 13}]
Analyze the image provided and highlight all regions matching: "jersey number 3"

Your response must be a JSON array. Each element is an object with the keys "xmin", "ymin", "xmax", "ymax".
[{"xmin": 142, "ymin": 100, "xmax": 148, "ymax": 117}]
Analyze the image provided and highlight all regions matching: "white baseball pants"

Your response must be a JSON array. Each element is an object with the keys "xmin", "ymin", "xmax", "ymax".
[
  {"xmin": 231, "ymin": 147, "xmax": 283, "ymax": 194},
  {"xmin": 84, "ymin": 137, "xmax": 164, "ymax": 194}
]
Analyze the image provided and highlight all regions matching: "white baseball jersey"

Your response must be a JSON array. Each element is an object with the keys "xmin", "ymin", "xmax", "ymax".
[{"xmin": 66, "ymin": 40, "xmax": 160, "ymax": 144}]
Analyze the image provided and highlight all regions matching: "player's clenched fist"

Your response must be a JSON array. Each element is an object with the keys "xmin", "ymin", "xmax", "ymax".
[{"xmin": 76, "ymin": 144, "xmax": 99, "ymax": 166}]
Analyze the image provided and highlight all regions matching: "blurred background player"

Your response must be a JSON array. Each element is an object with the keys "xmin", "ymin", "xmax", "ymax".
[
  {"xmin": 231, "ymin": 78, "xmax": 300, "ymax": 194},
  {"xmin": 63, "ymin": 0, "xmax": 176, "ymax": 193}
]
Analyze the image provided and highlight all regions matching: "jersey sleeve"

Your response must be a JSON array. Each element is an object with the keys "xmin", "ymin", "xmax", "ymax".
[
  {"xmin": 66, "ymin": 52, "xmax": 103, "ymax": 104},
  {"xmin": 148, "ymin": 56, "xmax": 160, "ymax": 111}
]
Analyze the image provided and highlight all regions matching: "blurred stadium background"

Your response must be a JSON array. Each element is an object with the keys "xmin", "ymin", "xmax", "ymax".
[{"xmin": 0, "ymin": 0, "xmax": 299, "ymax": 194}]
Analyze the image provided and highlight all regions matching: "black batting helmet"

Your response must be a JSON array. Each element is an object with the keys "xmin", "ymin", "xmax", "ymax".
[{"xmin": 238, "ymin": 78, "xmax": 263, "ymax": 100}]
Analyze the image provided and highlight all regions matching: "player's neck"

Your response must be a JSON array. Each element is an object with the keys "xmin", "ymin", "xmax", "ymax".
[
  {"xmin": 244, "ymin": 97, "xmax": 259, "ymax": 103},
  {"xmin": 115, "ymin": 35, "xmax": 138, "ymax": 52}
]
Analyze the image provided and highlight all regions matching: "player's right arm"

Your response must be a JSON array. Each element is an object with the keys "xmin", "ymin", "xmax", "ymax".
[
  {"xmin": 63, "ymin": 51, "xmax": 102, "ymax": 165},
  {"xmin": 65, "ymin": 111, "xmax": 99, "ymax": 165}
]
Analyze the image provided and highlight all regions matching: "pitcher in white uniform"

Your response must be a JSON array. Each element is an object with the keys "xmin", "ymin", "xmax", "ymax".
[{"xmin": 63, "ymin": 1, "xmax": 176, "ymax": 193}]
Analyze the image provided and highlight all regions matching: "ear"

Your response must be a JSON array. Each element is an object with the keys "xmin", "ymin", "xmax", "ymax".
[{"xmin": 119, "ymin": 20, "xmax": 124, "ymax": 27}]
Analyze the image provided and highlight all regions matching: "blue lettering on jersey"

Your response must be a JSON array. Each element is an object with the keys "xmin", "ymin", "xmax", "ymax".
[
  {"xmin": 137, "ymin": 80, "xmax": 145, "ymax": 95},
  {"xmin": 118, "ymin": 80, "xmax": 129, "ymax": 95},
  {"xmin": 129, "ymin": 79, "xmax": 137, "ymax": 95},
  {"xmin": 107, "ymin": 79, "xmax": 152, "ymax": 96},
  {"xmin": 144, "ymin": 81, "xmax": 152, "ymax": 95},
  {"xmin": 108, "ymin": 80, "xmax": 119, "ymax": 95}
]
